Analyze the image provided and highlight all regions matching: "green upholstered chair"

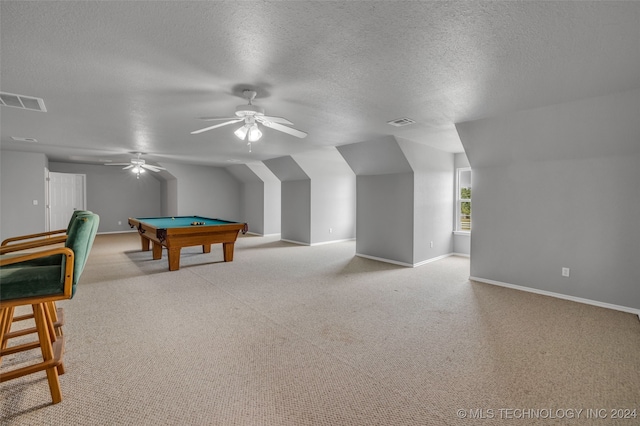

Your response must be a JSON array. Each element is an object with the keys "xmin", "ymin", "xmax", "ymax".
[
  {"xmin": 1, "ymin": 210, "xmax": 92, "ymax": 252},
  {"xmin": 0, "ymin": 212, "xmax": 99, "ymax": 404},
  {"xmin": 0, "ymin": 210, "xmax": 93, "ymax": 336}
]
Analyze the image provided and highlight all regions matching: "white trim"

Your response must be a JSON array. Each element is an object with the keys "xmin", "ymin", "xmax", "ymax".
[
  {"xmin": 356, "ymin": 252, "xmax": 455, "ymax": 268},
  {"xmin": 98, "ymin": 230, "xmax": 137, "ymax": 235},
  {"xmin": 413, "ymin": 253, "xmax": 454, "ymax": 267},
  {"xmin": 310, "ymin": 238, "xmax": 356, "ymax": 246},
  {"xmin": 452, "ymin": 252, "xmax": 470, "ymax": 258},
  {"xmin": 280, "ymin": 238, "xmax": 310, "ymax": 246},
  {"xmin": 455, "ymin": 167, "xmax": 472, "ymax": 232},
  {"xmin": 453, "ymin": 231, "xmax": 470, "ymax": 236},
  {"xmin": 355, "ymin": 253, "xmax": 413, "ymax": 267},
  {"xmin": 245, "ymin": 232, "xmax": 281, "ymax": 237},
  {"xmin": 470, "ymin": 276, "xmax": 640, "ymax": 316}
]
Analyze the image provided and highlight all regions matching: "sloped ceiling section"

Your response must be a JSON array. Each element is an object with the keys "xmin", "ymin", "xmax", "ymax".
[
  {"xmin": 290, "ymin": 147, "xmax": 354, "ymax": 180},
  {"xmin": 225, "ymin": 164, "xmax": 264, "ymax": 183},
  {"xmin": 337, "ymin": 136, "xmax": 413, "ymax": 176},
  {"xmin": 263, "ymin": 156, "xmax": 309, "ymax": 182},
  {"xmin": 457, "ymin": 88, "xmax": 640, "ymax": 169}
]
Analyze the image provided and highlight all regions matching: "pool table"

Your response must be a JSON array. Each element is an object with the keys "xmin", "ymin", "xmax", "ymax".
[{"xmin": 128, "ymin": 216, "xmax": 248, "ymax": 271}]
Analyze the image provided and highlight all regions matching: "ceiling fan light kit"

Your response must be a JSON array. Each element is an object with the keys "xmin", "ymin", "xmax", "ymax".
[
  {"xmin": 191, "ymin": 89, "xmax": 307, "ymax": 146},
  {"xmin": 104, "ymin": 153, "xmax": 165, "ymax": 179}
]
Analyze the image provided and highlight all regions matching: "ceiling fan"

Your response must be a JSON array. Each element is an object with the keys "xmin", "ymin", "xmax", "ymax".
[
  {"xmin": 104, "ymin": 153, "xmax": 165, "ymax": 179},
  {"xmin": 191, "ymin": 90, "xmax": 307, "ymax": 145}
]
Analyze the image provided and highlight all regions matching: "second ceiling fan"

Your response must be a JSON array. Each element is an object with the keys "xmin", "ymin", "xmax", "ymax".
[{"xmin": 191, "ymin": 90, "xmax": 307, "ymax": 142}]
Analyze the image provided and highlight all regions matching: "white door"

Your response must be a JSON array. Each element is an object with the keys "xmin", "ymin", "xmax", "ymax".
[{"xmin": 48, "ymin": 172, "xmax": 86, "ymax": 230}]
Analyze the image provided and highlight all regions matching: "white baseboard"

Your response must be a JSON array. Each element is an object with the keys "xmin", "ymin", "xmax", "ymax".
[
  {"xmin": 452, "ymin": 252, "xmax": 470, "ymax": 258},
  {"xmin": 245, "ymin": 232, "xmax": 280, "ymax": 237},
  {"xmin": 98, "ymin": 230, "xmax": 137, "ymax": 235},
  {"xmin": 356, "ymin": 252, "xmax": 456, "ymax": 268},
  {"xmin": 280, "ymin": 237, "xmax": 356, "ymax": 246},
  {"xmin": 280, "ymin": 238, "xmax": 310, "ymax": 246},
  {"xmin": 310, "ymin": 238, "xmax": 356, "ymax": 246},
  {"xmin": 470, "ymin": 276, "xmax": 640, "ymax": 316}
]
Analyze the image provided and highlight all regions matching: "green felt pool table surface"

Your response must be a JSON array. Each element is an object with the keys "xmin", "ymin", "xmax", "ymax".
[
  {"xmin": 132, "ymin": 216, "xmax": 241, "ymax": 228},
  {"xmin": 128, "ymin": 216, "xmax": 248, "ymax": 271}
]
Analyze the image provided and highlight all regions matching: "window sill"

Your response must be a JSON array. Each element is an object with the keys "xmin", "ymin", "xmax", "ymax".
[{"xmin": 453, "ymin": 231, "xmax": 471, "ymax": 236}]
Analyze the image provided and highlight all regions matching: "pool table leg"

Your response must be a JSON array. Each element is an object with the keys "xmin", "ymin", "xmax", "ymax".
[
  {"xmin": 152, "ymin": 242, "xmax": 163, "ymax": 260},
  {"xmin": 168, "ymin": 247, "xmax": 181, "ymax": 271},
  {"xmin": 140, "ymin": 236, "xmax": 150, "ymax": 252},
  {"xmin": 222, "ymin": 242, "xmax": 235, "ymax": 262},
  {"xmin": 202, "ymin": 244, "xmax": 211, "ymax": 254}
]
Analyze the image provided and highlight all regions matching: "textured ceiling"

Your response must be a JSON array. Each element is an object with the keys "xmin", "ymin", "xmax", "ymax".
[{"xmin": 1, "ymin": 1, "xmax": 639, "ymax": 167}]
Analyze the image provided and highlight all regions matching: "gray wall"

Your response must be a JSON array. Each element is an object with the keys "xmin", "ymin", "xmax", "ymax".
[
  {"xmin": 339, "ymin": 137, "xmax": 455, "ymax": 266},
  {"xmin": 264, "ymin": 156, "xmax": 311, "ymax": 244},
  {"xmin": 49, "ymin": 161, "xmax": 162, "ymax": 233},
  {"xmin": 453, "ymin": 152, "xmax": 471, "ymax": 255},
  {"xmin": 457, "ymin": 88, "xmax": 640, "ymax": 310},
  {"xmin": 0, "ymin": 151, "xmax": 48, "ymax": 241},
  {"xmin": 281, "ymin": 179, "xmax": 311, "ymax": 244},
  {"xmin": 243, "ymin": 181, "xmax": 265, "ymax": 235},
  {"xmin": 263, "ymin": 179, "xmax": 281, "ymax": 235},
  {"xmin": 398, "ymin": 139, "xmax": 455, "ymax": 264},
  {"xmin": 227, "ymin": 162, "xmax": 282, "ymax": 236},
  {"xmin": 310, "ymin": 176, "xmax": 356, "ymax": 243},
  {"xmin": 356, "ymin": 173, "xmax": 414, "ymax": 264},
  {"xmin": 292, "ymin": 148, "xmax": 356, "ymax": 244},
  {"xmin": 160, "ymin": 162, "xmax": 241, "ymax": 221}
]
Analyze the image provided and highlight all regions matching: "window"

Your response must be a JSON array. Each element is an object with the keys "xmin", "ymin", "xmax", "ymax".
[{"xmin": 456, "ymin": 168, "xmax": 471, "ymax": 232}]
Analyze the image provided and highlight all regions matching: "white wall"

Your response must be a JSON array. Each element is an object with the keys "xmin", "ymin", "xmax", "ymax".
[
  {"xmin": 457, "ymin": 88, "xmax": 640, "ymax": 311},
  {"xmin": 0, "ymin": 151, "xmax": 47, "ymax": 241}
]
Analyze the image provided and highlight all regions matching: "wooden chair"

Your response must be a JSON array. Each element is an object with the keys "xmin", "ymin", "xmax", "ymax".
[
  {"xmin": 0, "ymin": 212, "xmax": 99, "ymax": 404},
  {"xmin": 0, "ymin": 211, "xmax": 92, "ymax": 338}
]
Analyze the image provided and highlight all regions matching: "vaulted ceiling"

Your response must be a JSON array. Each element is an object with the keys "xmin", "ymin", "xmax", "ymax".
[{"xmin": 1, "ymin": 1, "xmax": 639, "ymax": 168}]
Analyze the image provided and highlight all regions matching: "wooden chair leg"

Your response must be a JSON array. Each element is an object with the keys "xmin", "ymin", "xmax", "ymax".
[
  {"xmin": 0, "ymin": 307, "xmax": 13, "ymax": 364},
  {"xmin": 47, "ymin": 302, "xmax": 63, "ymax": 337},
  {"xmin": 33, "ymin": 303, "xmax": 63, "ymax": 404}
]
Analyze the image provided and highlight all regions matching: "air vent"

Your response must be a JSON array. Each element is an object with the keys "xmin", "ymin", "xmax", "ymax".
[
  {"xmin": 11, "ymin": 136, "xmax": 38, "ymax": 143},
  {"xmin": 387, "ymin": 117, "xmax": 416, "ymax": 127},
  {"xmin": 0, "ymin": 92, "xmax": 47, "ymax": 112}
]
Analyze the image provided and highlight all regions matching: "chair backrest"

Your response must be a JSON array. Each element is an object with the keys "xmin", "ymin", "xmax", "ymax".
[
  {"xmin": 66, "ymin": 210, "xmax": 92, "ymax": 232},
  {"xmin": 64, "ymin": 212, "xmax": 99, "ymax": 296}
]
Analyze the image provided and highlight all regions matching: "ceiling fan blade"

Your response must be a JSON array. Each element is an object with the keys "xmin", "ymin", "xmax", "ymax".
[
  {"xmin": 122, "ymin": 165, "xmax": 134, "ymax": 170},
  {"xmin": 191, "ymin": 119, "xmax": 243, "ymax": 134},
  {"xmin": 104, "ymin": 163, "xmax": 132, "ymax": 166},
  {"xmin": 258, "ymin": 115, "xmax": 294, "ymax": 125},
  {"xmin": 198, "ymin": 116, "xmax": 239, "ymax": 121},
  {"xmin": 142, "ymin": 164, "xmax": 165, "ymax": 172},
  {"xmin": 261, "ymin": 121, "xmax": 308, "ymax": 138}
]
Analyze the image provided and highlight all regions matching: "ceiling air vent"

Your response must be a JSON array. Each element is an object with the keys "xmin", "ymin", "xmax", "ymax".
[
  {"xmin": 11, "ymin": 136, "xmax": 39, "ymax": 143},
  {"xmin": 387, "ymin": 117, "xmax": 416, "ymax": 127},
  {"xmin": 0, "ymin": 92, "xmax": 47, "ymax": 112}
]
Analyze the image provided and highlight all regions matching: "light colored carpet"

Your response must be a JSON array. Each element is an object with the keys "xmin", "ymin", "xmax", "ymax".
[{"xmin": 2, "ymin": 232, "xmax": 639, "ymax": 425}]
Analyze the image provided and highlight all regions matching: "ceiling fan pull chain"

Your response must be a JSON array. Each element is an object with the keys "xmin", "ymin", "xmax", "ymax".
[{"xmin": 247, "ymin": 142, "xmax": 252, "ymax": 153}]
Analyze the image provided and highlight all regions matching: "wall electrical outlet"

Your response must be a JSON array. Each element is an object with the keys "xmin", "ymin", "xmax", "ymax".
[
  {"xmin": 430, "ymin": 241, "xmax": 434, "ymax": 248},
  {"xmin": 562, "ymin": 267, "xmax": 570, "ymax": 277},
  {"xmin": 118, "ymin": 221, "xmax": 122, "ymax": 226},
  {"xmin": 329, "ymin": 228, "xmax": 332, "ymax": 233}
]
